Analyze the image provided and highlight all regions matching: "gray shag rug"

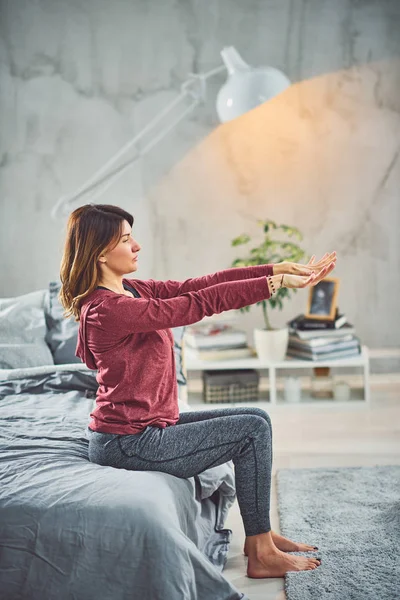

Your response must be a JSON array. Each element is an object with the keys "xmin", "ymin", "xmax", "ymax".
[{"xmin": 276, "ymin": 465, "xmax": 400, "ymax": 600}]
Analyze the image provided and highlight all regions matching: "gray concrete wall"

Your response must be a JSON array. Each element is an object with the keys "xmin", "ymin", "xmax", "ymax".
[{"xmin": 0, "ymin": 0, "xmax": 399, "ymax": 354}]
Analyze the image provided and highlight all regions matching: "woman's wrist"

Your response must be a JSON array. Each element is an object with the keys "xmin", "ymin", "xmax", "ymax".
[
  {"xmin": 267, "ymin": 274, "xmax": 285, "ymax": 295},
  {"xmin": 272, "ymin": 262, "xmax": 286, "ymax": 276}
]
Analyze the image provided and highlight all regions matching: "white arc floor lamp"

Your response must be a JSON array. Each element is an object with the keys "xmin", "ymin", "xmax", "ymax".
[{"xmin": 51, "ymin": 47, "xmax": 290, "ymax": 220}]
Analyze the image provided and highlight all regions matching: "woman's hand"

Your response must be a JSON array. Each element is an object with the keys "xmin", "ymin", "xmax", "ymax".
[
  {"xmin": 274, "ymin": 251, "xmax": 337, "ymax": 276},
  {"xmin": 281, "ymin": 259, "xmax": 336, "ymax": 289}
]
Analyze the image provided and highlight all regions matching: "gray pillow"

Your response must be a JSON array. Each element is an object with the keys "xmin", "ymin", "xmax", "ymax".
[
  {"xmin": 44, "ymin": 282, "xmax": 187, "ymax": 388},
  {"xmin": 0, "ymin": 289, "xmax": 54, "ymax": 369},
  {"xmin": 44, "ymin": 282, "xmax": 81, "ymax": 364}
]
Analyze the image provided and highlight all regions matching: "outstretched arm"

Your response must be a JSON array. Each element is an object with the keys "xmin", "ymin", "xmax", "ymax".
[
  {"xmin": 134, "ymin": 264, "xmax": 274, "ymax": 299},
  {"xmin": 95, "ymin": 276, "xmax": 272, "ymax": 335}
]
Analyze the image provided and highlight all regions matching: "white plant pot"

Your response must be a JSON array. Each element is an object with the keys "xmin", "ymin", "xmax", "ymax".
[{"xmin": 253, "ymin": 327, "xmax": 289, "ymax": 362}]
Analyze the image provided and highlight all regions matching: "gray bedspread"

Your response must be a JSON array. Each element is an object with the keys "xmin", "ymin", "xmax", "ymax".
[{"xmin": 0, "ymin": 365, "xmax": 248, "ymax": 600}]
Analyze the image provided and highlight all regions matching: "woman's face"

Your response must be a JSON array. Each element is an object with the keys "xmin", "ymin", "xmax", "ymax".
[{"xmin": 99, "ymin": 220, "xmax": 141, "ymax": 275}]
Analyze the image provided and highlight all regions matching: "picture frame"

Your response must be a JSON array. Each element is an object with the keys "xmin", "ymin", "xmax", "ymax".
[{"xmin": 304, "ymin": 277, "xmax": 340, "ymax": 321}]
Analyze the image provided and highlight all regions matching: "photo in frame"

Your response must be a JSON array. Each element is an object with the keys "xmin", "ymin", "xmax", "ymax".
[{"xmin": 304, "ymin": 277, "xmax": 340, "ymax": 321}]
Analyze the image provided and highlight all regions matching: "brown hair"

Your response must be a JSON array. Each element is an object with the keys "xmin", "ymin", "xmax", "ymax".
[{"xmin": 58, "ymin": 204, "xmax": 134, "ymax": 321}]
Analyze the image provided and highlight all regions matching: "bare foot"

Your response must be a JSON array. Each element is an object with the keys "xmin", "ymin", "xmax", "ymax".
[
  {"xmin": 244, "ymin": 530, "xmax": 317, "ymax": 555},
  {"xmin": 247, "ymin": 548, "xmax": 321, "ymax": 578}
]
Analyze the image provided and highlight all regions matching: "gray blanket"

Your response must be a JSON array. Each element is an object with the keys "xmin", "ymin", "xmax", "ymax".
[{"xmin": 0, "ymin": 365, "xmax": 248, "ymax": 600}]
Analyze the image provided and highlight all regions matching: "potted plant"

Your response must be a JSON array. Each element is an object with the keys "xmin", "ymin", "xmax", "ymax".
[{"xmin": 230, "ymin": 218, "xmax": 310, "ymax": 361}]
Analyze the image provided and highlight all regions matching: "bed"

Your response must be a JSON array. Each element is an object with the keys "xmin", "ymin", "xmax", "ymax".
[{"xmin": 0, "ymin": 284, "xmax": 248, "ymax": 600}]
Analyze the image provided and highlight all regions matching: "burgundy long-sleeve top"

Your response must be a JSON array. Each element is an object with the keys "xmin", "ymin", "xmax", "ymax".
[{"xmin": 75, "ymin": 264, "xmax": 273, "ymax": 435}]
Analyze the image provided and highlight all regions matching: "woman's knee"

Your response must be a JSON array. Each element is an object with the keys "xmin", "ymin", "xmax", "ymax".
[
  {"xmin": 240, "ymin": 414, "xmax": 271, "ymax": 438},
  {"xmin": 246, "ymin": 407, "xmax": 272, "ymax": 429},
  {"xmin": 235, "ymin": 416, "xmax": 272, "ymax": 459}
]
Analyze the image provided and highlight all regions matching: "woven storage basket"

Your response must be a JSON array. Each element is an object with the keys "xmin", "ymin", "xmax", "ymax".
[{"xmin": 202, "ymin": 369, "xmax": 260, "ymax": 403}]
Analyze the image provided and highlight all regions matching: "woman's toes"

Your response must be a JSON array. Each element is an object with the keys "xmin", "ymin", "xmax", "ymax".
[{"xmin": 298, "ymin": 543, "xmax": 319, "ymax": 552}]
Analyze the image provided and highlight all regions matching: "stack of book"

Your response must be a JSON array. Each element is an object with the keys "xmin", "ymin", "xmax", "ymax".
[
  {"xmin": 185, "ymin": 322, "xmax": 255, "ymax": 361},
  {"xmin": 286, "ymin": 311, "xmax": 361, "ymax": 361}
]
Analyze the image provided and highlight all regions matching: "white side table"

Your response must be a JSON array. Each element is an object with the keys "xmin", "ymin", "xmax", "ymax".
[{"xmin": 185, "ymin": 345, "xmax": 370, "ymax": 407}]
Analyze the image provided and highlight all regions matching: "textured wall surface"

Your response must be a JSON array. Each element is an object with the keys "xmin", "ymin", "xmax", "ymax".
[{"xmin": 0, "ymin": 0, "xmax": 399, "ymax": 353}]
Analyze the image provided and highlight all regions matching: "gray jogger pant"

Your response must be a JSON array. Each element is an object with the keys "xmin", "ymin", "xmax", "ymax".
[{"xmin": 86, "ymin": 406, "xmax": 273, "ymax": 536}]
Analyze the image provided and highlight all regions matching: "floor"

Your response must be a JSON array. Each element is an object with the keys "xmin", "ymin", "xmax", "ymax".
[{"xmin": 187, "ymin": 383, "xmax": 400, "ymax": 600}]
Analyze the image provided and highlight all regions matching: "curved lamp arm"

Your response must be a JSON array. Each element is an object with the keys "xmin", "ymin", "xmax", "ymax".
[
  {"xmin": 51, "ymin": 65, "xmax": 227, "ymax": 219},
  {"xmin": 52, "ymin": 47, "xmax": 290, "ymax": 219}
]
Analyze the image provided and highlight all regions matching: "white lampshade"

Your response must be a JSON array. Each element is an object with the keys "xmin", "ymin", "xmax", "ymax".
[{"xmin": 216, "ymin": 46, "xmax": 291, "ymax": 123}]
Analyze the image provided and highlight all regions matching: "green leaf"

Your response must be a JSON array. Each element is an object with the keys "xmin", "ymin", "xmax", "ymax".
[
  {"xmin": 281, "ymin": 224, "xmax": 303, "ymax": 240},
  {"xmin": 231, "ymin": 259, "xmax": 248, "ymax": 267},
  {"xmin": 267, "ymin": 220, "xmax": 278, "ymax": 229},
  {"xmin": 231, "ymin": 234, "xmax": 250, "ymax": 246}
]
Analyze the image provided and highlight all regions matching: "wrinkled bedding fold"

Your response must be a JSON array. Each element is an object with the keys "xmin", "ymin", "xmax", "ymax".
[{"xmin": 0, "ymin": 365, "xmax": 247, "ymax": 600}]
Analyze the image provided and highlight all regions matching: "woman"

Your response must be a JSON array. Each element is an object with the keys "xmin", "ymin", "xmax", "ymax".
[{"xmin": 59, "ymin": 203, "xmax": 336, "ymax": 579}]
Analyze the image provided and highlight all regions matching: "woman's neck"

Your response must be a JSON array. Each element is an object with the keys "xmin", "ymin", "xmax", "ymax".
[{"xmin": 97, "ymin": 277, "xmax": 125, "ymax": 294}]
